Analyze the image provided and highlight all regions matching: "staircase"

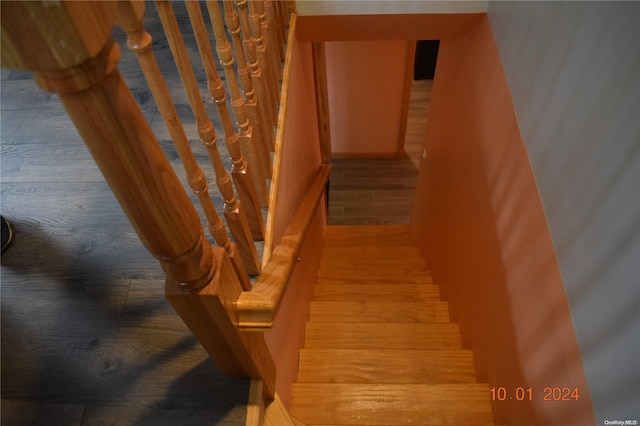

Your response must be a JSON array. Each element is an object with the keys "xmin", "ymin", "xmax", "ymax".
[{"xmin": 290, "ymin": 225, "xmax": 495, "ymax": 425}]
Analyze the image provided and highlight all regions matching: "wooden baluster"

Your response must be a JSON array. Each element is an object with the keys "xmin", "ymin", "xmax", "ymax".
[
  {"xmin": 183, "ymin": 0, "xmax": 266, "ymax": 244},
  {"xmin": 236, "ymin": 0, "xmax": 278, "ymax": 136},
  {"xmin": 256, "ymin": 0, "xmax": 282, "ymax": 83},
  {"xmin": 274, "ymin": 1, "xmax": 287, "ymax": 53},
  {"xmin": 265, "ymin": 0, "xmax": 285, "ymax": 67},
  {"xmin": 205, "ymin": 0, "xmax": 269, "ymax": 210},
  {"xmin": 0, "ymin": 2, "xmax": 275, "ymax": 394},
  {"xmin": 278, "ymin": 0, "xmax": 289, "ymax": 31},
  {"xmin": 286, "ymin": 0, "xmax": 297, "ymax": 15},
  {"xmin": 154, "ymin": 0, "xmax": 262, "ymax": 276},
  {"xmin": 118, "ymin": 1, "xmax": 258, "ymax": 281},
  {"xmin": 221, "ymin": 1, "xmax": 273, "ymax": 181}
]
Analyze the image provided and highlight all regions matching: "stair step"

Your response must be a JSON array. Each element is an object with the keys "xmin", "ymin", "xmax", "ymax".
[
  {"xmin": 320, "ymin": 246, "xmax": 423, "ymax": 258},
  {"xmin": 309, "ymin": 301, "xmax": 449, "ymax": 323},
  {"xmin": 319, "ymin": 260, "xmax": 429, "ymax": 274},
  {"xmin": 324, "ymin": 225, "xmax": 415, "ymax": 247},
  {"xmin": 313, "ymin": 282, "xmax": 440, "ymax": 303},
  {"xmin": 317, "ymin": 268, "xmax": 433, "ymax": 282},
  {"xmin": 297, "ymin": 349, "xmax": 477, "ymax": 384},
  {"xmin": 320, "ymin": 255, "xmax": 426, "ymax": 268},
  {"xmin": 304, "ymin": 322, "xmax": 461, "ymax": 350},
  {"xmin": 291, "ymin": 383, "xmax": 494, "ymax": 425}
]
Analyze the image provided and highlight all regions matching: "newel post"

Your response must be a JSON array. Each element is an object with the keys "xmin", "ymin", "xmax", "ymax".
[{"xmin": 1, "ymin": 1, "xmax": 275, "ymax": 397}]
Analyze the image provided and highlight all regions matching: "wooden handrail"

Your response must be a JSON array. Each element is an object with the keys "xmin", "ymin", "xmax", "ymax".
[
  {"xmin": 236, "ymin": 164, "xmax": 331, "ymax": 330},
  {"xmin": 262, "ymin": 12, "xmax": 297, "ymax": 264}
]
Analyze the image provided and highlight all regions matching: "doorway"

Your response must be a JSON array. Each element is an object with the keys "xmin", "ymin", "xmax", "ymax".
[{"xmin": 325, "ymin": 40, "xmax": 438, "ymax": 225}]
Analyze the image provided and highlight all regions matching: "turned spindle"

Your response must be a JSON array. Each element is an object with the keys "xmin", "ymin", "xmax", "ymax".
[
  {"xmin": 237, "ymin": 0, "xmax": 278, "ymax": 129},
  {"xmin": 118, "ymin": 1, "xmax": 258, "ymax": 281},
  {"xmin": 255, "ymin": 0, "xmax": 282, "ymax": 82},
  {"xmin": 206, "ymin": 0, "xmax": 269, "ymax": 208},
  {"xmin": 222, "ymin": 1, "xmax": 273, "ymax": 179},
  {"xmin": 183, "ymin": 0, "xmax": 267, "ymax": 244},
  {"xmin": 154, "ymin": 0, "xmax": 262, "ymax": 276}
]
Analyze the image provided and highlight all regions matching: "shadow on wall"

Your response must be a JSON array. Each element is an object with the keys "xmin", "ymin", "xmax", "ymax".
[
  {"xmin": 488, "ymin": 1, "xmax": 640, "ymax": 423},
  {"xmin": 410, "ymin": 15, "xmax": 595, "ymax": 425}
]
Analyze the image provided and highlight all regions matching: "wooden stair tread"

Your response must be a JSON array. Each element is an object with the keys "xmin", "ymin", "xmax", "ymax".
[
  {"xmin": 291, "ymin": 225, "xmax": 493, "ymax": 425},
  {"xmin": 297, "ymin": 349, "xmax": 476, "ymax": 384},
  {"xmin": 304, "ymin": 322, "xmax": 461, "ymax": 350},
  {"xmin": 320, "ymin": 256, "xmax": 426, "ymax": 267},
  {"xmin": 320, "ymin": 246, "xmax": 423, "ymax": 257},
  {"xmin": 324, "ymin": 225, "xmax": 416, "ymax": 246},
  {"xmin": 318, "ymin": 263, "xmax": 432, "ymax": 282},
  {"xmin": 309, "ymin": 301, "xmax": 450, "ymax": 323},
  {"xmin": 313, "ymin": 282, "xmax": 440, "ymax": 303},
  {"xmin": 291, "ymin": 383, "xmax": 494, "ymax": 425},
  {"xmin": 317, "ymin": 270, "xmax": 433, "ymax": 283}
]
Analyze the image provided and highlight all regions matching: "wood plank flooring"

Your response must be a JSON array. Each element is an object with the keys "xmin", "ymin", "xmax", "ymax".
[
  {"xmin": 327, "ymin": 80, "xmax": 430, "ymax": 225},
  {"xmin": 1, "ymin": 3, "xmax": 250, "ymax": 425}
]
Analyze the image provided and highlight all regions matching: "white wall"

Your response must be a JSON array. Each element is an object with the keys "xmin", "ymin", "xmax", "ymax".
[
  {"xmin": 295, "ymin": 0, "xmax": 488, "ymax": 16},
  {"xmin": 488, "ymin": 2, "xmax": 640, "ymax": 424}
]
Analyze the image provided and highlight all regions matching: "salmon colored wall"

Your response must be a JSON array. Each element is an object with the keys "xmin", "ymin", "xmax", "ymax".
[
  {"xmin": 296, "ymin": 14, "xmax": 483, "ymax": 158},
  {"xmin": 271, "ymin": 35, "xmax": 322, "ymax": 246},
  {"xmin": 296, "ymin": 14, "xmax": 484, "ymax": 41},
  {"xmin": 264, "ymin": 205, "xmax": 325, "ymax": 409},
  {"xmin": 410, "ymin": 16, "xmax": 594, "ymax": 425},
  {"xmin": 325, "ymin": 40, "xmax": 409, "ymax": 156},
  {"xmin": 264, "ymin": 31, "xmax": 325, "ymax": 408}
]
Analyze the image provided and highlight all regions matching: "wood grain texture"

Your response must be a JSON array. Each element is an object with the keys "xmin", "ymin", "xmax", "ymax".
[
  {"xmin": 237, "ymin": 164, "xmax": 330, "ymax": 329},
  {"xmin": 246, "ymin": 379, "xmax": 265, "ymax": 426},
  {"xmin": 205, "ymin": 0, "xmax": 269, "ymax": 208},
  {"xmin": 396, "ymin": 40, "xmax": 417, "ymax": 157},
  {"xmin": 183, "ymin": 0, "xmax": 266, "ymax": 242},
  {"xmin": 304, "ymin": 322, "xmax": 462, "ymax": 350},
  {"xmin": 309, "ymin": 301, "xmax": 450, "ymax": 323},
  {"xmin": 324, "ymin": 224, "xmax": 416, "ymax": 244},
  {"xmin": 313, "ymin": 282, "xmax": 439, "ymax": 303},
  {"xmin": 317, "ymin": 268, "xmax": 432, "ymax": 283},
  {"xmin": 122, "ymin": 0, "xmax": 260, "ymax": 280},
  {"xmin": 291, "ymin": 383, "xmax": 494, "ymax": 425},
  {"xmin": 263, "ymin": 393, "xmax": 297, "ymax": 426},
  {"xmin": 312, "ymin": 41, "xmax": 332, "ymax": 163},
  {"xmin": 263, "ymin": 205, "xmax": 326, "ymax": 410},
  {"xmin": 262, "ymin": 13, "xmax": 297, "ymax": 263},
  {"xmin": 165, "ymin": 247, "xmax": 276, "ymax": 397},
  {"xmin": 297, "ymin": 349, "xmax": 477, "ymax": 384},
  {"xmin": 0, "ymin": 400, "xmax": 85, "ymax": 426}
]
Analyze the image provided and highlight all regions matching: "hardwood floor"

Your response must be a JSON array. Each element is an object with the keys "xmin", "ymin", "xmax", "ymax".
[
  {"xmin": 0, "ymin": 2, "xmax": 432, "ymax": 422},
  {"xmin": 328, "ymin": 80, "xmax": 431, "ymax": 225}
]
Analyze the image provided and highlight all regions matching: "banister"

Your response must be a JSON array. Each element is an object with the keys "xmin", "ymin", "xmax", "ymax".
[
  {"xmin": 262, "ymin": 12, "xmax": 297, "ymax": 263},
  {"xmin": 236, "ymin": 164, "xmax": 331, "ymax": 330}
]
